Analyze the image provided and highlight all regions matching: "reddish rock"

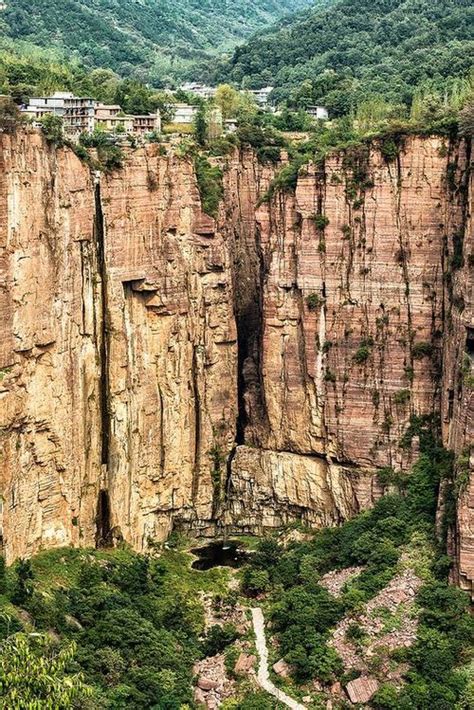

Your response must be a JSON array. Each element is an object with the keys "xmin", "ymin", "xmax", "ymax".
[
  {"xmin": 346, "ymin": 676, "xmax": 379, "ymax": 704},
  {"xmin": 272, "ymin": 659, "xmax": 291, "ymax": 677},
  {"xmin": 197, "ymin": 677, "xmax": 218, "ymax": 691},
  {"xmin": 234, "ymin": 652, "xmax": 256, "ymax": 674}
]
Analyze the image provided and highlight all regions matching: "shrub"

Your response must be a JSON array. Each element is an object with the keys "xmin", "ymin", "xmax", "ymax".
[
  {"xmin": 194, "ymin": 155, "xmax": 223, "ymax": 218},
  {"xmin": 0, "ymin": 97, "xmax": 23, "ymax": 134},
  {"xmin": 353, "ymin": 344, "xmax": 370, "ymax": 364},
  {"xmin": 412, "ymin": 342, "xmax": 433, "ymax": 359},
  {"xmin": 39, "ymin": 114, "xmax": 64, "ymax": 144},
  {"xmin": 306, "ymin": 293, "xmax": 323, "ymax": 311},
  {"xmin": 310, "ymin": 214, "xmax": 330, "ymax": 230},
  {"xmin": 202, "ymin": 623, "xmax": 238, "ymax": 657},
  {"xmin": 241, "ymin": 568, "xmax": 270, "ymax": 596},
  {"xmin": 394, "ymin": 388, "xmax": 410, "ymax": 405},
  {"xmin": 380, "ymin": 136, "xmax": 400, "ymax": 163}
]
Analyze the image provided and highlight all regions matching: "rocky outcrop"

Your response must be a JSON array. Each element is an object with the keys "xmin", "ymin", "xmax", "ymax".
[{"xmin": 0, "ymin": 131, "xmax": 472, "ymax": 586}]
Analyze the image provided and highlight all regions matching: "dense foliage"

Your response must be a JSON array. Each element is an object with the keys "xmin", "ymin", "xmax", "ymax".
[
  {"xmin": 0, "ymin": 546, "xmax": 228, "ymax": 709},
  {"xmin": 1, "ymin": 0, "xmax": 314, "ymax": 85},
  {"xmin": 221, "ymin": 0, "xmax": 474, "ymax": 115},
  {"xmin": 240, "ymin": 422, "xmax": 474, "ymax": 706}
]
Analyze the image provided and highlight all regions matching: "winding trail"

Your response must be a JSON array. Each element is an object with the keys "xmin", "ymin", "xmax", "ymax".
[{"xmin": 251, "ymin": 607, "xmax": 307, "ymax": 710}]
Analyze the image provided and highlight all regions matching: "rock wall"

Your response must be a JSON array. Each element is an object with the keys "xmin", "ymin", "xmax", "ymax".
[{"xmin": 0, "ymin": 132, "xmax": 472, "ymax": 586}]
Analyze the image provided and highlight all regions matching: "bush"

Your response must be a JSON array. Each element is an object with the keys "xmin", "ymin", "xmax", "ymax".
[
  {"xmin": 202, "ymin": 623, "xmax": 238, "ymax": 657},
  {"xmin": 194, "ymin": 155, "xmax": 223, "ymax": 218},
  {"xmin": 394, "ymin": 388, "xmax": 411, "ymax": 405},
  {"xmin": 0, "ymin": 97, "xmax": 23, "ymax": 134},
  {"xmin": 310, "ymin": 214, "xmax": 330, "ymax": 230},
  {"xmin": 412, "ymin": 341, "xmax": 433, "ymax": 359},
  {"xmin": 39, "ymin": 114, "xmax": 64, "ymax": 144},
  {"xmin": 241, "ymin": 568, "xmax": 270, "ymax": 596},
  {"xmin": 353, "ymin": 343, "xmax": 371, "ymax": 364},
  {"xmin": 306, "ymin": 293, "xmax": 323, "ymax": 311}
]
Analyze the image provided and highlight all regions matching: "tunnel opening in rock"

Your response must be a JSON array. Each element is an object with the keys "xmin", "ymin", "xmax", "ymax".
[{"xmin": 95, "ymin": 489, "xmax": 112, "ymax": 548}]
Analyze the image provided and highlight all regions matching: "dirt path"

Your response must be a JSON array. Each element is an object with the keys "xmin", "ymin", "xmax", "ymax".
[{"xmin": 251, "ymin": 607, "xmax": 307, "ymax": 710}]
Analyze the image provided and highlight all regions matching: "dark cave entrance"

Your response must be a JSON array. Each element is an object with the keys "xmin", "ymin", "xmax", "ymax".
[{"xmin": 95, "ymin": 489, "xmax": 112, "ymax": 548}]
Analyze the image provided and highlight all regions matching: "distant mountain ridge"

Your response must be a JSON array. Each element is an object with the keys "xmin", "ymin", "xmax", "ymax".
[
  {"xmin": 221, "ymin": 0, "xmax": 474, "ymax": 111},
  {"xmin": 1, "ymin": 0, "xmax": 315, "ymax": 84}
]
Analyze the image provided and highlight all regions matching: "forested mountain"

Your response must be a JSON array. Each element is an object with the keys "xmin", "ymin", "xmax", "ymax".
[
  {"xmin": 221, "ymin": 0, "xmax": 474, "ymax": 113},
  {"xmin": 0, "ymin": 0, "xmax": 316, "ymax": 85}
]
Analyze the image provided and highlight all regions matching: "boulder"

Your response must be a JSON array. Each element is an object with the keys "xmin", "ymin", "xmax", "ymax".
[
  {"xmin": 197, "ymin": 677, "xmax": 218, "ymax": 691},
  {"xmin": 346, "ymin": 676, "xmax": 379, "ymax": 704},
  {"xmin": 272, "ymin": 659, "xmax": 291, "ymax": 677},
  {"xmin": 234, "ymin": 653, "xmax": 256, "ymax": 674}
]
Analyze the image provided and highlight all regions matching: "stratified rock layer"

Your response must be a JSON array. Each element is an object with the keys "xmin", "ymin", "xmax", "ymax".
[{"xmin": 0, "ymin": 132, "xmax": 472, "ymax": 593}]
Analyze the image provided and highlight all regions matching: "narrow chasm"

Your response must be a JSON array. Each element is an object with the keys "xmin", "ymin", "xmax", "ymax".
[
  {"xmin": 95, "ymin": 489, "xmax": 112, "ymax": 548},
  {"xmin": 93, "ymin": 176, "xmax": 112, "ymax": 543},
  {"xmin": 234, "ymin": 225, "xmax": 269, "ymax": 446}
]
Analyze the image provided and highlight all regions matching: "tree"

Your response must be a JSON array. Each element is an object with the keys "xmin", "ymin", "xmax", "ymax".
[
  {"xmin": 215, "ymin": 84, "xmax": 243, "ymax": 119},
  {"xmin": 11, "ymin": 559, "xmax": 33, "ymax": 606},
  {"xmin": 39, "ymin": 114, "xmax": 64, "ymax": 144},
  {"xmin": 459, "ymin": 100, "xmax": 474, "ymax": 137},
  {"xmin": 194, "ymin": 104, "xmax": 207, "ymax": 146},
  {"xmin": 0, "ymin": 633, "xmax": 91, "ymax": 709},
  {"xmin": 0, "ymin": 97, "xmax": 22, "ymax": 134}
]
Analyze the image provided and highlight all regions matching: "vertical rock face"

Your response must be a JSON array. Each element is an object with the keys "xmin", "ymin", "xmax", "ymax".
[
  {"xmin": 0, "ymin": 132, "xmax": 100, "ymax": 559},
  {"xmin": 99, "ymin": 147, "xmax": 237, "ymax": 547},
  {"xmin": 0, "ymin": 131, "xmax": 472, "ymax": 593},
  {"xmin": 439, "ymin": 142, "xmax": 474, "ymax": 594},
  {"xmin": 224, "ymin": 137, "xmax": 470, "ymax": 534}
]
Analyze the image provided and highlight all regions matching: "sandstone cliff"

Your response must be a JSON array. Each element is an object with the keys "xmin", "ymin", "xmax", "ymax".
[{"xmin": 0, "ymin": 131, "xmax": 472, "ymax": 592}]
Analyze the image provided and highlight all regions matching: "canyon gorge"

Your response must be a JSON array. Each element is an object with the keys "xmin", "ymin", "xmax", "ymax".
[{"xmin": 0, "ymin": 131, "xmax": 472, "ymax": 594}]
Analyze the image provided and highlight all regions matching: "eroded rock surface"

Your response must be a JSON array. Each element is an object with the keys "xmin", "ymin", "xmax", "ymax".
[{"xmin": 0, "ymin": 132, "xmax": 472, "ymax": 592}]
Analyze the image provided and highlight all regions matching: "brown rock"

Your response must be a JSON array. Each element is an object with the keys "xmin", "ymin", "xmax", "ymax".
[
  {"xmin": 197, "ymin": 677, "xmax": 218, "ymax": 691},
  {"xmin": 346, "ymin": 676, "xmax": 379, "ymax": 704},
  {"xmin": 272, "ymin": 659, "xmax": 291, "ymax": 677},
  {"xmin": 234, "ymin": 652, "xmax": 256, "ymax": 674},
  {"xmin": 194, "ymin": 687, "xmax": 207, "ymax": 705},
  {"xmin": 330, "ymin": 681, "xmax": 342, "ymax": 695}
]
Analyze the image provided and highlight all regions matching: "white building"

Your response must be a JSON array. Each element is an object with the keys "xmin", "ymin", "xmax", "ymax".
[
  {"xmin": 306, "ymin": 105, "xmax": 329, "ymax": 121},
  {"xmin": 179, "ymin": 83, "xmax": 217, "ymax": 100},
  {"xmin": 248, "ymin": 86, "xmax": 274, "ymax": 108},
  {"xmin": 171, "ymin": 103, "xmax": 199, "ymax": 124}
]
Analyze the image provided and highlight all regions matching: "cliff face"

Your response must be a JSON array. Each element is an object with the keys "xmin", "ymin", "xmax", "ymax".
[{"xmin": 0, "ymin": 132, "xmax": 472, "ymax": 589}]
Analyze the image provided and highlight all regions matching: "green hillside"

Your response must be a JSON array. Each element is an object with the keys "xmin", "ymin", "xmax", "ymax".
[
  {"xmin": 221, "ymin": 0, "xmax": 474, "ymax": 113},
  {"xmin": 0, "ymin": 0, "xmax": 315, "ymax": 85}
]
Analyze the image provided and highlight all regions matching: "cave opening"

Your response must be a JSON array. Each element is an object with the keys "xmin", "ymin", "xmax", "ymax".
[
  {"xmin": 466, "ymin": 327, "xmax": 474, "ymax": 357},
  {"xmin": 95, "ymin": 489, "xmax": 112, "ymax": 548}
]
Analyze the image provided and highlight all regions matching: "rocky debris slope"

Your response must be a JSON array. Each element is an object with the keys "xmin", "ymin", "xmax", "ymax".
[{"xmin": 329, "ymin": 564, "xmax": 422, "ymax": 701}]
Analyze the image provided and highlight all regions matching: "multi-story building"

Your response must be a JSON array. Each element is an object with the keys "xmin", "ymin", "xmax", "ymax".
[
  {"xmin": 171, "ymin": 103, "xmax": 199, "ymax": 124},
  {"xmin": 132, "ymin": 113, "xmax": 161, "ymax": 136},
  {"xmin": 21, "ymin": 94, "xmax": 161, "ymax": 138},
  {"xmin": 179, "ymin": 83, "xmax": 217, "ymax": 100},
  {"xmin": 248, "ymin": 86, "xmax": 274, "ymax": 108},
  {"xmin": 20, "ymin": 91, "xmax": 73, "ymax": 122},
  {"xmin": 63, "ymin": 96, "xmax": 97, "ymax": 134},
  {"xmin": 95, "ymin": 104, "xmax": 134, "ymax": 133}
]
